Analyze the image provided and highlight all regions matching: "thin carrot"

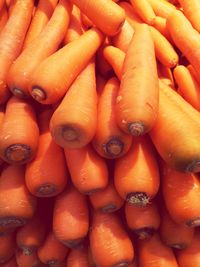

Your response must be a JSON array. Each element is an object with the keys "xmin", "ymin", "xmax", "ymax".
[
  {"xmin": 153, "ymin": 16, "xmax": 172, "ymax": 42},
  {"xmin": 70, "ymin": 0, "xmax": 125, "ymax": 36},
  {"xmin": 115, "ymin": 23, "xmax": 159, "ymax": 136},
  {"xmin": 148, "ymin": 0, "xmax": 176, "ymax": 18},
  {"xmin": 53, "ymin": 185, "xmax": 89, "ymax": 248},
  {"xmin": 0, "ymin": 233, "xmax": 15, "ymax": 264},
  {"xmin": 80, "ymin": 12, "xmax": 93, "ymax": 29},
  {"xmin": 67, "ymin": 246, "xmax": 90, "ymax": 267},
  {"xmin": 29, "ymin": 27, "xmax": 104, "ymax": 104},
  {"xmin": 16, "ymin": 250, "xmax": 45, "ymax": 267},
  {"xmin": 119, "ymin": 1, "xmax": 143, "ymax": 28},
  {"xmin": 50, "ymin": 60, "xmax": 97, "ymax": 149},
  {"xmin": 0, "ymin": 165, "xmax": 37, "ymax": 230},
  {"xmin": 7, "ymin": 0, "xmax": 72, "ymax": 99},
  {"xmin": 64, "ymin": 144, "xmax": 108, "ymax": 195},
  {"xmin": 23, "ymin": 0, "xmax": 58, "ymax": 49},
  {"xmin": 0, "ymin": 0, "xmax": 34, "ymax": 104},
  {"xmin": 0, "ymin": 4, "xmax": 8, "ymax": 34},
  {"xmin": 96, "ymin": 74, "xmax": 107, "ymax": 100},
  {"xmin": 125, "ymin": 201, "xmax": 160, "ymax": 239},
  {"xmin": 0, "ymin": 257, "xmax": 18, "ymax": 267},
  {"xmin": 90, "ymin": 210, "xmax": 134, "ymax": 267},
  {"xmin": 114, "ymin": 136, "xmax": 160, "ymax": 206},
  {"xmin": 25, "ymin": 107, "xmax": 68, "ymax": 197},
  {"xmin": 0, "ymin": 96, "xmax": 39, "ymax": 165}
]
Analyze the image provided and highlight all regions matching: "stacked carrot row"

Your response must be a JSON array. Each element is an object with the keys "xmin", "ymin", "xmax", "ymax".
[{"xmin": 0, "ymin": 0, "xmax": 200, "ymax": 266}]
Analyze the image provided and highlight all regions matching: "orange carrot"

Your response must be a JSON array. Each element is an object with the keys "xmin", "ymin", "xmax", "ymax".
[
  {"xmin": 119, "ymin": 1, "xmax": 143, "ymax": 28},
  {"xmin": 114, "ymin": 136, "xmax": 160, "ymax": 206},
  {"xmin": 0, "ymin": 4, "xmax": 8, "ymax": 34},
  {"xmin": 25, "ymin": 107, "xmax": 68, "ymax": 197},
  {"xmin": 153, "ymin": 16, "xmax": 172, "ymax": 42},
  {"xmin": 115, "ymin": 23, "xmax": 159, "ymax": 136},
  {"xmin": 16, "ymin": 250, "xmax": 45, "ymax": 267},
  {"xmin": 29, "ymin": 27, "xmax": 104, "ymax": 104},
  {"xmin": 138, "ymin": 233, "xmax": 179, "ymax": 267},
  {"xmin": 0, "ymin": 233, "xmax": 15, "ymax": 264},
  {"xmin": 148, "ymin": 0, "xmax": 176, "ymax": 18},
  {"xmin": 80, "ymin": 12, "xmax": 93, "ymax": 29},
  {"xmin": 67, "ymin": 246, "xmax": 90, "ymax": 267},
  {"xmin": 90, "ymin": 210, "xmax": 134, "ymax": 267},
  {"xmin": 0, "ymin": 165, "xmax": 37, "ymax": 230},
  {"xmin": 53, "ymin": 185, "xmax": 89, "ymax": 248},
  {"xmin": 157, "ymin": 62, "xmax": 175, "ymax": 88},
  {"xmin": 7, "ymin": 0, "xmax": 72, "ymax": 99},
  {"xmin": 0, "ymin": 0, "xmax": 34, "ymax": 104},
  {"xmin": 0, "ymin": 96, "xmax": 39, "ymax": 165},
  {"xmin": 64, "ymin": 144, "xmax": 108, "ymax": 195},
  {"xmin": 96, "ymin": 74, "xmax": 107, "ymax": 99},
  {"xmin": 23, "ymin": 0, "xmax": 58, "ymax": 49},
  {"xmin": 125, "ymin": 201, "xmax": 160, "ymax": 239},
  {"xmin": 50, "ymin": 60, "xmax": 97, "ymax": 149},
  {"xmin": 70, "ymin": 0, "xmax": 125, "ymax": 36},
  {"xmin": 0, "ymin": 257, "xmax": 18, "ymax": 267},
  {"xmin": 0, "ymin": 0, "xmax": 5, "ymax": 12}
]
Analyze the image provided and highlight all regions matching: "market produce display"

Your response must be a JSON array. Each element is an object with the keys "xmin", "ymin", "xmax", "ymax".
[{"xmin": 0, "ymin": 0, "xmax": 200, "ymax": 266}]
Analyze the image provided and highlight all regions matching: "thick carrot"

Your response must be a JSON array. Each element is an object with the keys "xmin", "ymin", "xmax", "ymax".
[
  {"xmin": 159, "ymin": 204, "xmax": 194, "ymax": 249},
  {"xmin": 7, "ymin": 0, "xmax": 72, "ymax": 99},
  {"xmin": 37, "ymin": 231, "xmax": 69, "ymax": 266},
  {"xmin": 50, "ymin": 60, "xmax": 97, "ymax": 149},
  {"xmin": 138, "ymin": 233, "xmax": 179, "ymax": 267},
  {"xmin": 0, "ymin": 0, "xmax": 5, "ymax": 12},
  {"xmin": 148, "ymin": 0, "xmax": 176, "ymax": 18},
  {"xmin": 70, "ymin": 0, "xmax": 125, "ymax": 36},
  {"xmin": 25, "ymin": 107, "xmax": 68, "ymax": 197},
  {"xmin": 23, "ymin": 0, "xmax": 58, "ymax": 49},
  {"xmin": 64, "ymin": 144, "xmax": 108, "ymax": 195},
  {"xmin": 0, "ymin": 4, "xmax": 8, "ymax": 34},
  {"xmin": 16, "ymin": 250, "xmax": 45, "ymax": 267},
  {"xmin": 114, "ymin": 136, "xmax": 160, "ymax": 206},
  {"xmin": 0, "ymin": 233, "xmax": 15, "ymax": 264},
  {"xmin": 90, "ymin": 210, "xmax": 134, "ymax": 267},
  {"xmin": 0, "ymin": 96, "xmax": 39, "ymax": 165},
  {"xmin": 93, "ymin": 77, "xmax": 132, "ymax": 159},
  {"xmin": 125, "ymin": 201, "xmax": 160, "ymax": 239},
  {"xmin": 0, "ymin": 165, "xmax": 37, "ymax": 229},
  {"xmin": 0, "ymin": 0, "xmax": 34, "ymax": 104},
  {"xmin": 67, "ymin": 246, "xmax": 90, "ymax": 267},
  {"xmin": 115, "ymin": 23, "xmax": 159, "ymax": 136},
  {"xmin": 0, "ymin": 257, "xmax": 18, "ymax": 267},
  {"xmin": 29, "ymin": 27, "xmax": 104, "ymax": 104}
]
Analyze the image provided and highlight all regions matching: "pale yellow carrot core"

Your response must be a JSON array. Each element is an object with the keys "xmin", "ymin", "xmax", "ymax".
[
  {"xmin": 105, "ymin": 138, "xmax": 123, "ymax": 157},
  {"xmin": 62, "ymin": 127, "xmax": 78, "ymax": 141},
  {"xmin": 101, "ymin": 204, "xmax": 117, "ymax": 213},
  {"xmin": 6, "ymin": 144, "xmax": 31, "ymax": 163},
  {"xmin": 12, "ymin": 88, "xmax": 27, "ymax": 98},
  {"xmin": 62, "ymin": 238, "xmax": 84, "ymax": 249},
  {"xmin": 126, "ymin": 192, "xmax": 150, "ymax": 206},
  {"xmin": 128, "ymin": 122, "xmax": 145, "ymax": 136},
  {"xmin": 31, "ymin": 87, "xmax": 46, "ymax": 101}
]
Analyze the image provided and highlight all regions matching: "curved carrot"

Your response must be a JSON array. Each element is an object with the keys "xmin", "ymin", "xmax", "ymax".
[
  {"xmin": 0, "ymin": 4, "xmax": 8, "ymax": 34},
  {"xmin": 53, "ymin": 185, "xmax": 89, "ymax": 248},
  {"xmin": 25, "ymin": 107, "xmax": 68, "ymax": 197},
  {"xmin": 115, "ymin": 23, "xmax": 159, "ymax": 136},
  {"xmin": 90, "ymin": 210, "xmax": 134, "ymax": 267},
  {"xmin": 114, "ymin": 136, "xmax": 160, "ymax": 206},
  {"xmin": 0, "ymin": 0, "xmax": 34, "ymax": 104},
  {"xmin": 0, "ymin": 96, "xmax": 39, "ymax": 165},
  {"xmin": 29, "ymin": 27, "xmax": 104, "ymax": 104},
  {"xmin": 0, "ymin": 233, "xmax": 15, "ymax": 264},
  {"xmin": 125, "ymin": 201, "xmax": 160, "ymax": 239},
  {"xmin": 16, "ymin": 250, "xmax": 45, "ymax": 267},
  {"xmin": 148, "ymin": 0, "xmax": 176, "ymax": 18},
  {"xmin": 0, "ymin": 257, "xmax": 18, "ymax": 267},
  {"xmin": 50, "ymin": 60, "xmax": 97, "ymax": 149},
  {"xmin": 64, "ymin": 144, "xmax": 108, "ymax": 195},
  {"xmin": 67, "ymin": 246, "xmax": 90, "ymax": 267},
  {"xmin": 7, "ymin": 0, "xmax": 72, "ymax": 99},
  {"xmin": 70, "ymin": 0, "xmax": 125, "ymax": 36},
  {"xmin": 0, "ymin": 165, "xmax": 37, "ymax": 230}
]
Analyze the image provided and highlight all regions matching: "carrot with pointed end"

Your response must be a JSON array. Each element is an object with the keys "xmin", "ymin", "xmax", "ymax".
[
  {"xmin": 148, "ymin": 0, "xmax": 176, "ymax": 18},
  {"xmin": 0, "ymin": 165, "xmax": 37, "ymax": 230},
  {"xmin": 90, "ymin": 210, "xmax": 134, "ymax": 267},
  {"xmin": 7, "ymin": 0, "xmax": 72, "ymax": 99},
  {"xmin": 153, "ymin": 16, "xmax": 172, "ymax": 42},
  {"xmin": 50, "ymin": 60, "xmax": 97, "ymax": 149},
  {"xmin": 0, "ymin": 96, "xmax": 39, "ymax": 165},
  {"xmin": 64, "ymin": 144, "xmax": 108, "ymax": 195},
  {"xmin": 53, "ymin": 185, "xmax": 89, "ymax": 248},
  {"xmin": 67, "ymin": 246, "xmax": 90, "ymax": 267},
  {"xmin": 125, "ymin": 201, "xmax": 160, "ymax": 239},
  {"xmin": 0, "ymin": 233, "xmax": 15, "ymax": 264},
  {"xmin": 16, "ymin": 250, "xmax": 45, "ymax": 267},
  {"xmin": 0, "ymin": 257, "xmax": 18, "ymax": 267},
  {"xmin": 0, "ymin": 4, "xmax": 8, "ymax": 33},
  {"xmin": 114, "ymin": 136, "xmax": 160, "ymax": 206},
  {"xmin": 115, "ymin": 23, "xmax": 159, "ymax": 136}
]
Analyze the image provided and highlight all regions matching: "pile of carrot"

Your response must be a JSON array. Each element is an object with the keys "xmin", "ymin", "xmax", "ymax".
[{"xmin": 1, "ymin": 0, "xmax": 200, "ymax": 266}]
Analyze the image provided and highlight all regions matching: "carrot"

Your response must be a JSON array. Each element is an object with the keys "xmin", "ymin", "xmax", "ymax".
[
  {"xmin": 25, "ymin": 107, "xmax": 68, "ymax": 197},
  {"xmin": 115, "ymin": 23, "xmax": 159, "ymax": 136},
  {"xmin": 29, "ymin": 27, "xmax": 104, "ymax": 105},
  {"xmin": 167, "ymin": 10, "xmax": 200, "ymax": 84},
  {"xmin": 70, "ymin": 0, "xmax": 125, "ymax": 36},
  {"xmin": 157, "ymin": 62, "xmax": 175, "ymax": 88},
  {"xmin": 80, "ymin": 12, "xmax": 93, "ymax": 29},
  {"xmin": 0, "ymin": 0, "xmax": 34, "ymax": 104},
  {"xmin": 64, "ymin": 144, "xmax": 108, "ymax": 195},
  {"xmin": 0, "ymin": 165, "xmax": 37, "ymax": 230},
  {"xmin": 53, "ymin": 185, "xmax": 89, "ymax": 248},
  {"xmin": 50, "ymin": 60, "xmax": 97, "ymax": 149},
  {"xmin": 119, "ymin": 1, "xmax": 143, "ymax": 28},
  {"xmin": 96, "ymin": 74, "xmax": 107, "ymax": 99},
  {"xmin": 0, "ymin": 4, "xmax": 8, "ymax": 34},
  {"xmin": 114, "ymin": 136, "xmax": 160, "ymax": 206},
  {"xmin": 16, "ymin": 250, "xmax": 45, "ymax": 267},
  {"xmin": 176, "ymin": 228, "xmax": 200, "ymax": 267},
  {"xmin": 0, "ymin": 0, "xmax": 5, "ymax": 12},
  {"xmin": 66, "ymin": 246, "xmax": 90, "ymax": 267},
  {"xmin": 0, "ymin": 96, "xmax": 39, "ymax": 165},
  {"xmin": 37, "ymin": 231, "xmax": 69, "ymax": 266},
  {"xmin": 153, "ymin": 16, "xmax": 172, "ymax": 42},
  {"xmin": 125, "ymin": 201, "xmax": 160, "ymax": 239},
  {"xmin": 7, "ymin": 0, "xmax": 72, "ymax": 99},
  {"xmin": 148, "ymin": 0, "xmax": 176, "ymax": 18},
  {"xmin": 138, "ymin": 233, "xmax": 179, "ymax": 267},
  {"xmin": 159, "ymin": 204, "xmax": 194, "ymax": 249},
  {"xmin": 0, "ymin": 233, "xmax": 15, "ymax": 264},
  {"xmin": 23, "ymin": 0, "xmax": 58, "ymax": 49},
  {"xmin": 0, "ymin": 257, "xmax": 18, "ymax": 267},
  {"xmin": 129, "ymin": 0, "xmax": 156, "ymax": 25},
  {"xmin": 90, "ymin": 210, "xmax": 134, "ymax": 267}
]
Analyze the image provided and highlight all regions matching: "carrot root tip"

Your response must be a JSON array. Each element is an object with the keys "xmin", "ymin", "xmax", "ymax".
[
  {"xmin": 62, "ymin": 126, "xmax": 79, "ymax": 142},
  {"xmin": 61, "ymin": 238, "xmax": 84, "ymax": 249},
  {"xmin": 12, "ymin": 88, "xmax": 27, "ymax": 99},
  {"xmin": 104, "ymin": 138, "xmax": 124, "ymax": 158},
  {"xmin": 101, "ymin": 204, "xmax": 117, "ymax": 213},
  {"xmin": 0, "ymin": 217, "xmax": 27, "ymax": 228},
  {"xmin": 186, "ymin": 160, "xmax": 200, "ymax": 173},
  {"xmin": 31, "ymin": 87, "xmax": 46, "ymax": 102},
  {"xmin": 36, "ymin": 184, "xmax": 57, "ymax": 197},
  {"xmin": 5, "ymin": 144, "xmax": 32, "ymax": 164},
  {"xmin": 128, "ymin": 122, "xmax": 145, "ymax": 136},
  {"xmin": 112, "ymin": 261, "xmax": 129, "ymax": 267},
  {"xmin": 134, "ymin": 227, "xmax": 155, "ymax": 239},
  {"xmin": 186, "ymin": 217, "xmax": 200, "ymax": 227},
  {"xmin": 126, "ymin": 192, "xmax": 150, "ymax": 206}
]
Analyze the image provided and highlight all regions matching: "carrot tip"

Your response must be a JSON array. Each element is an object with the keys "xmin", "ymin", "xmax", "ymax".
[
  {"xmin": 62, "ymin": 238, "xmax": 84, "ymax": 249},
  {"xmin": 101, "ymin": 204, "xmax": 117, "ymax": 213},
  {"xmin": 0, "ymin": 217, "xmax": 27, "ymax": 228},
  {"xmin": 5, "ymin": 144, "xmax": 32, "ymax": 164},
  {"xmin": 128, "ymin": 122, "xmax": 145, "ymax": 136},
  {"xmin": 186, "ymin": 160, "xmax": 200, "ymax": 173},
  {"xmin": 186, "ymin": 217, "xmax": 200, "ymax": 227},
  {"xmin": 104, "ymin": 138, "xmax": 124, "ymax": 158},
  {"xmin": 112, "ymin": 261, "xmax": 129, "ymax": 267},
  {"xmin": 12, "ymin": 88, "xmax": 27, "ymax": 99},
  {"xmin": 126, "ymin": 192, "xmax": 150, "ymax": 206},
  {"xmin": 31, "ymin": 87, "xmax": 46, "ymax": 102},
  {"xmin": 36, "ymin": 184, "xmax": 57, "ymax": 197},
  {"xmin": 62, "ymin": 126, "xmax": 79, "ymax": 142},
  {"xmin": 134, "ymin": 227, "xmax": 155, "ymax": 239}
]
